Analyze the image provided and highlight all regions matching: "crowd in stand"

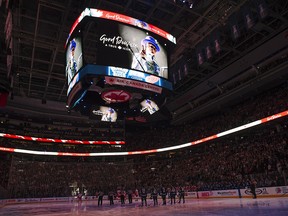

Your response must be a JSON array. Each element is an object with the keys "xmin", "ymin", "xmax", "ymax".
[
  {"xmin": 0, "ymin": 153, "xmax": 10, "ymax": 189},
  {"xmin": 0, "ymin": 83, "xmax": 286, "ymax": 153},
  {"xmin": 0, "ymin": 83, "xmax": 287, "ymax": 199},
  {"xmin": 125, "ymin": 83, "xmax": 287, "ymax": 151},
  {"xmin": 2, "ymin": 121, "xmax": 287, "ymax": 199},
  {"xmin": 0, "ymin": 114, "xmax": 125, "ymax": 141}
]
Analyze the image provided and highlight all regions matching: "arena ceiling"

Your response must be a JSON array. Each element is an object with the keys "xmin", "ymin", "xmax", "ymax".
[{"xmin": 1, "ymin": 0, "xmax": 288, "ymax": 124}]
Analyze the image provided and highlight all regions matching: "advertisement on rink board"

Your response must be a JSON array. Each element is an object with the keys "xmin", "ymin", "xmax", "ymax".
[
  {"xmin": 240, "ymin": 186, "xmax": 288, "ymax": 198},
  {"xmin": 186, "ymin": 192, "xmax": 198, "ymax": 198},
  {"xmin": 0, "ymin": 186, "xmax": 287, "ymax": 208},
  {"xmin": 0, "ymin": 199, "xmax": 4, "ymax": 207},
  {"xmin": 198, "ymin": 189, "xmax": 239, "ymax": 198},
  {"xmin": 194, "ymin": 186, "xmax": 288, "ymax": 198}
]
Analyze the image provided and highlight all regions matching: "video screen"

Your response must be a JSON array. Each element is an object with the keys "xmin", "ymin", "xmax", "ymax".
[
  {"xmin": 82, "ymin": 19, "xmax": 169, "ymax": 79},
  {"xmin": 140, "ymin": 99, "xmax": 159, "ymax": 115},
  {"xmin": 92, "ymin": 106, "xmax": 117, "ymax": 122},
  {"xmin": 65, "ymin": 37, "xmax": 83, "ymax": 84}
]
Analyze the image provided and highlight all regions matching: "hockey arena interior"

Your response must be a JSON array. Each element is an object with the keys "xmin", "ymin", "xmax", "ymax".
[{"xmin": 0, "ymin": 0, "xmax": 288, "ymax": 215}]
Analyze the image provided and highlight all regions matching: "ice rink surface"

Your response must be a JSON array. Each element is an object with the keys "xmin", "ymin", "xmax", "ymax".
[{"xmin": 1, "ymin": 197, "xmax": 288, "ymax": 216}]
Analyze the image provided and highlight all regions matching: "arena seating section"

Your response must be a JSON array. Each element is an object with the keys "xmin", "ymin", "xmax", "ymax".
[{"xmin": 0, "ymin": 83, "xmax": 287, "ymax": 198}]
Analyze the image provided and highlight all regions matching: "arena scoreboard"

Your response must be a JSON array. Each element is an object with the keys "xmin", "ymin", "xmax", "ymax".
[{"xmin": 65, "ymin": 8, "xmax": 176, "ymax": 121}]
